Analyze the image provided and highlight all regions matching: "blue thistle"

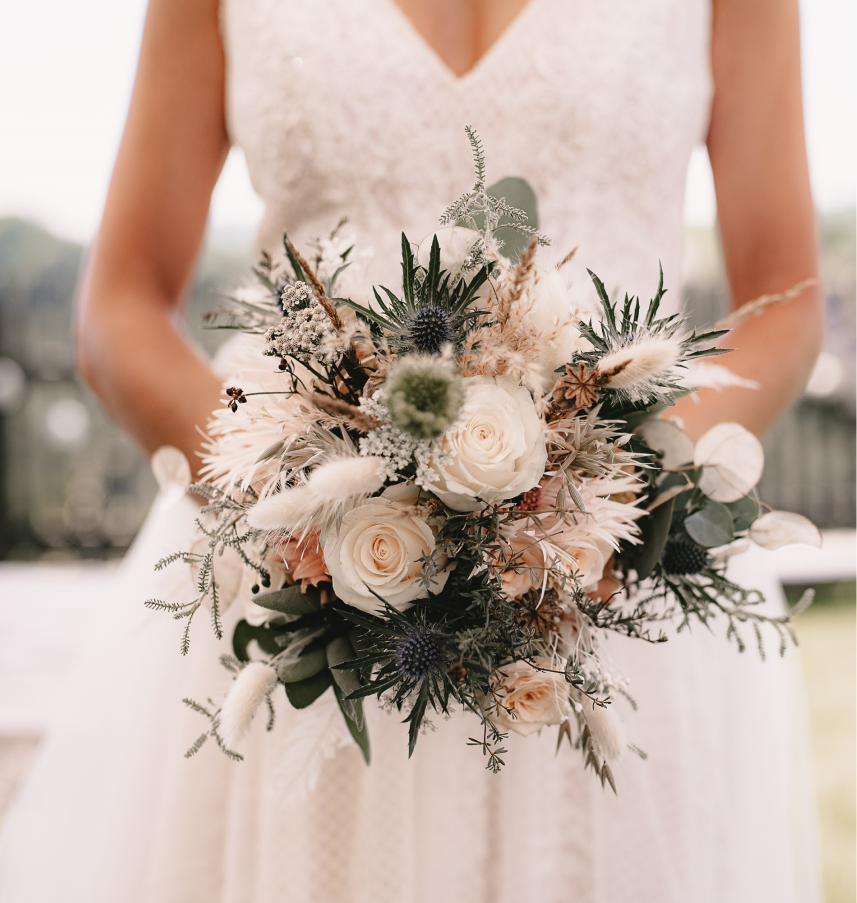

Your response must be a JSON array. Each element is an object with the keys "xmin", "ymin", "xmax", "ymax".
[
  {"xmin": 338, "ymin": 604, "xmax": 455, "ymax": 758},
  {"xmin": 409, "ymin": 306, "xmax": 453, "ymax": 354},
  {"xmin": 335, "ymin": 233, "xmax": 489, "ymax": 356},
  {"xmin": 395, "ymin": 626, "xmax": 444, "ymax": 679},
  {"xmin": 661, "ymin": 538, "xmax": 710, "ymax": 576}
]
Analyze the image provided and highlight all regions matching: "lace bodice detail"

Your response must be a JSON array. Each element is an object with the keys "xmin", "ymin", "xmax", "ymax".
[{"xmin": 221, "ymin": 0, "xmax": 712, "ymax": 312}]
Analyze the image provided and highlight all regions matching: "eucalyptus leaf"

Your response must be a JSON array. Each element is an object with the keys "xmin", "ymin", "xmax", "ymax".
[
  {"xmin": 333, "ymin": 685, "xmax": 370, "ymax": 765},
  {"xmin": 624, "ymin": 497, "xmax": 674, "ymax": 579},
  {"xmin": 285, "ymin": 669, "xmax": 333, "ymax": 709},
  {"xmin": 727, "ymin": 495, "xmax": 760, "ymax": 533},
  {"xmin": 327, "ymin": 635, "xmax": 362, "ymax": 699},
  {"xmin": 253, "ymin": 585, "xmax": 321, "ymax": 616},
  {"xmin": 694, "ymin": 422, "xmax": 764, "ymax": 503},
  {"xmin": 636, "ymin": 419, "xmax": 694, "ymax": 470},
  {"xmin": 684, "ymin": 502, "xmax": 735, "ymax": 548},
  {"xmin": 461, "ymin": 177, "xmax": 539, "ymax": 260},
  {"xmin": 231, "ymin": 620, "xmax": 282, "ymax": 663},
  {"xmin": 749, "ymin": 510, "xmax": 822, "ymax": 550},
  {"xmin": 276, "ymin": 647, "xmax": 328, "ymax": 683}
]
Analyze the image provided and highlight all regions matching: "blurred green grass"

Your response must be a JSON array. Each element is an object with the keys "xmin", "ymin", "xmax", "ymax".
[{"xmin": 791, "ymin": 585, "xmax": 856, "ymax": 903}]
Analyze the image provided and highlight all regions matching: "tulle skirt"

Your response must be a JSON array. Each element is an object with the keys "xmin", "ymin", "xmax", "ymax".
[{"xmin": 0, "ymin": 487, "xmax": 821, "ymax": 903}]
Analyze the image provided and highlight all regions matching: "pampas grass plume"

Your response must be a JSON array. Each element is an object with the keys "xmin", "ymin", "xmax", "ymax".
[
  {"xmin": 308, "ymin": 456, "xmax": 386, "ymax": 500},
  {"xmin": 680, "ymin": 361, "xmax": 759, "ymax": 392},
  {"xmin": 583, "ymin": 703, "xmax": 626, "ymax": 762},
  {"xmin": 247, "ymin": 485, "xmax": 318, "ymax": 532},
  {"xmin": 596, "ymin": 336, "xmax": 681, "ymax": 390},
  {"xmin": 219, "ymin": 662, "xmax": 277, "ymax": 749}
]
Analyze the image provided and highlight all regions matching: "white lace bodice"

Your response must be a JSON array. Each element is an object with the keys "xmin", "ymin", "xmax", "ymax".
[{"xmin": 220, "ymin": 0, "xmax": 712, "ymax": 312}]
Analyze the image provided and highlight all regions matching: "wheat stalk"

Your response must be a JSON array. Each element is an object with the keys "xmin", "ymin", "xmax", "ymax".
[
  {"xmin": 716, "ymin": 278, "xmax": 818, "ymax": 330},
  {"xmin": 284, "ymin": 238, "xmax": 345, "ymax": 332}
]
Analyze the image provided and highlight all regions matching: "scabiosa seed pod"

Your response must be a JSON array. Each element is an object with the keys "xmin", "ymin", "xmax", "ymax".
[
  {"xmin": 661, "ymin": 538, "xmax": 710, "ymax": 576},
  {"xmin": 409, "ymin": 306, "xmax": 453, "ymax": 354},
  {"xmin": 385, "ymin": 356, "xmax": 465, "ymax": 440},
  {"xmin": 395, "ymin": 626, "xmax": 445, "ymax": 679}
]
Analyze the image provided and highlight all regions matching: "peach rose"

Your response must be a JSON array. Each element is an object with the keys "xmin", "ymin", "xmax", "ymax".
[
  {"xmin": 282, "ymin": 534, "xmax": 329, "ymax": 590},
  {"xmin": 491, "ymin": 659, "xmax": 570, "ymax": 737}
]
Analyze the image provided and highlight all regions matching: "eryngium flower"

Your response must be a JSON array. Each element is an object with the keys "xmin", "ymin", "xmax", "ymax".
[
  {"xmin": 385, "ymin": 356, "xmax": 465, "ymax": 440},
  {"xmin": 409, "ymin": 305, "xmax": 453, "ymax": 353},
  {"xmin": 395, "ymin": 625, "xmax": 445, "ymax": 679},
  {"xmin": 661, "ymin": 538, "xmax": 709, "ymax": 576}
]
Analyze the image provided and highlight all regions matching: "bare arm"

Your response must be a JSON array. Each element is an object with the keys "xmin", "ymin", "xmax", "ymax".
[
  {"xmin": 76, "ymin": 0, "xmax": 229, "ymax": 473},
  {"xmin": 674, "ymin": 0, "xmax": 824, "ymax": 439}
]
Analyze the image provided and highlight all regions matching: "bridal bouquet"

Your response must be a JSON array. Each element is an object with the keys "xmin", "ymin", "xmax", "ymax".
[{"xmin": 148, "ymin": 129, "xmax": 819, "ymax": 787}]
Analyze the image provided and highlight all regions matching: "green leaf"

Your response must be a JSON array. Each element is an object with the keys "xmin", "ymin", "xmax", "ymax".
[
  {"xmin": 587, "ymin": 270, "xmax": 614, "ymax": 326},
  {"xmin": 285, "ymin": 669, "xmax": 333, "ymax": 709},
  {"xmin": 401, "ymin": 232, "xmax": 416, "ymax": 304},
  {"xmin": 346, "ymin": 672, "xmax": 401, "ymax": 700},
  {"xmin": 623, "ymin": 497, "xmax": 674, "ymax": 580},
  {"xmin": 335, "ymin": 296, "xmax": 397, "ymax": 332},
  {"xmin": 231, "ymin": 620, "xmax": 282, "ymax": 662},
  {"xmin": 406, "ymin": 684, "xmax": 429, "ymax": 758},
  {"xmin": 487, "ymin": 177, "xmax": 540, "ymax": 259},
  {"xmin": 276, "ymin": 647, "xmax": 328, "ymax": 683},
  {"xmin": 253, "ymin": 585, "xmax": 321, "ymax": 616},
  {"xmin": 727, "ymin": 495, "xmax": 760, "ymax": 533},
  {"xmin": 458, "ymin": 266, "xmax": 490, "ymax": 309},
  {"xmin": 684, "ymin": 502, "xmax": 735, "ymax": 548},
  {"xmin": 333, "ymin": 684, "xmax": 370, "ymax": 764},
  {"xmin": 282, "ymin": 232, "xmax": 304, "ymax": 282},
  {"xmin": 326, "ymin": 635, "xmax": 362, "ymax": 697},
  {"xmin": 426, "ymin": 235, "xmax": 442, "ymax": 306},
  {"xmin": 656, "ymin": 470, "xmax": 696, "ymax": 513}
]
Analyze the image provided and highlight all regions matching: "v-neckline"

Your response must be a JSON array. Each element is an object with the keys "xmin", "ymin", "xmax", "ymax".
[{"xmin": 377, "ymin": 0, "xmax": 543, "ymax": 85}]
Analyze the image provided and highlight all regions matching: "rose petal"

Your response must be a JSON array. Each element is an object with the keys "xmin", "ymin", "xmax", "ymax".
[{"xmin": 749, "ymin": 511, "xmax": 822, "ymax": 551}]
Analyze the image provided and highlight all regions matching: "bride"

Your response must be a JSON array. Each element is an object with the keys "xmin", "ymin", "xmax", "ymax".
[{"xmin": 0, "ymin": 0, "xmax": 823, "ymax": 900}]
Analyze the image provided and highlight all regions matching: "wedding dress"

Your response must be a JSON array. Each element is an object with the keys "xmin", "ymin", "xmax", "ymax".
[{"xmin": 0, "ymin": 0, "xmax": 821, "ymax": 900}]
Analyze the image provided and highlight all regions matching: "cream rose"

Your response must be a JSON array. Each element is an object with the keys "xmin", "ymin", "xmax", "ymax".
[
  {"xmin": 322, "ymin": 484, "xmax": 449, "ymax": 614},
  {"xmin": 491, "ymin": 659, "xmax": 570, "ymax": 737},
  {"xmin": 426, "ymin": 376, "xmax": 547, "ymax": 512}
]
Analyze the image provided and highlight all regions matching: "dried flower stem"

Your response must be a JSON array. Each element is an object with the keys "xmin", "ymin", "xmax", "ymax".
[
  {"xmin": 310, "ymin": 392, "xmax": 382, "ymax": 432},
  {"xmin": 496, "ymin": 238, "xmax": 539, "ymax": 326},
  {"xmin": 716, "ymin": 278, "xmax": 818, "ymax": 330},
  {"xmin": 557, "ymin": 246, "xmax": 579, "ymax": 269},
  {"xmin": 284, "ymin": 238, "xmax": 345, "ymax": 332}
]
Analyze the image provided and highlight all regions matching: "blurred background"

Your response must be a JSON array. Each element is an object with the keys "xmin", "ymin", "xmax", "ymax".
[{"xmin": 0, "ymin": 0, "xmax": 854, "ymax": 898}]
